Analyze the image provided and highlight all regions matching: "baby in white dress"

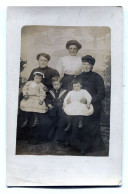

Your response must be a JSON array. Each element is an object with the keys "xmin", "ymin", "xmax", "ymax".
[{"xmin": 63, "ymin": 79, "xmax": 94, "ymax": 128}]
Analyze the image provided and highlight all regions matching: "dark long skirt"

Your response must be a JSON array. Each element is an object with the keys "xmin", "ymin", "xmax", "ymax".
[
  {"xmin": 61, "ymin": 74, "xmax": 76, "ymax": 91},
  {"xmin": 33, "ymin": 113, "xmax": 56, "ymax": 141},
  {"xmin": 56, "ymin": 106, "xmax": 105, "ymax": 153},
  {"xmin": 16, "ymin": 111, "xmax": 56, "ymax": 142},
  {"xmin": 70, "ymin": 103, "xmax": 105, "ymax": 152}
]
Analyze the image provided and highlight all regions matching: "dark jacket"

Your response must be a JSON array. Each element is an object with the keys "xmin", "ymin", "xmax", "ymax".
[
  {"xmin": 28, "ymin": 67, "xmax": 59, "ymax": 90},
  {"xmin": 46, "ymin": 88, "xmax": 68, "ymax": 116}
]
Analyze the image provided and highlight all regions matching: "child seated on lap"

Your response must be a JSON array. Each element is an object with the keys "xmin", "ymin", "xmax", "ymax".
[
  {"xmin": 63, "ymin": 79, "xmax": 94, "ymax": 129},
  {"xmin": 20, "ymin": 72, "xmax": 48, "ymax": 128}
]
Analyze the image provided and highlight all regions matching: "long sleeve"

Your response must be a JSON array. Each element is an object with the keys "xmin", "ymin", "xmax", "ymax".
[
  {"xmin": 56, "ymin": 58, "xmax": 64, "ymax": 78},
  {"xmin": 63, "ymin": 92, "xmax": 71, "ymax": 105},
  {"xmin": 83, "ymin": 90, "xmax": 92, "ymax": 104},
  {"xmin": 52, "ymin": 69, "xmax": 60, "ymax": 77},
  {"xmin": 27, "ymin": 69, "xmax": 35, "ymax": 81},
  {"xmin": 45, "ymin": 92, "xmax": 54, "ymax": 106},
  {"xmin": 91, "ymin": 74, "xmax": 105, "ymax": 103},
  {"xmin": 22, "ymin": 81, "xmax": 30, "ymax": 96},
  {"xmin": 39, "ymin": 84, "xmax": 46, "ymax": 102}
]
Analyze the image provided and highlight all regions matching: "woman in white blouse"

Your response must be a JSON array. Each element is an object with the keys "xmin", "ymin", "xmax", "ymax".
[{"xmin": 57, "ymin": 40, "xmax": 83, "ymax": 90}]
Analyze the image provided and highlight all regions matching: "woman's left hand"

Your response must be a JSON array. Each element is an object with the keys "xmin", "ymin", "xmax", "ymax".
[{"xmin": 80, "ymin": 99, "xmax": 87, "ymax": 104}]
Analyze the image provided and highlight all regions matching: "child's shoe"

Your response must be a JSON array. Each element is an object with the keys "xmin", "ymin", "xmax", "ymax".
[
  {"xmin": 21, "ymin": 119, "xmax": 28, "ymax": 128},
  {"xmin": 64, "ymin": 123, "xmax": 71, "ymax": 132},
  {"xmin": 78, "ymin": 120, "xmax": 83, "ymax": 128},
  {"xmin": 32, "ymin": 116, "xmax": 39, "ymax": 128}
]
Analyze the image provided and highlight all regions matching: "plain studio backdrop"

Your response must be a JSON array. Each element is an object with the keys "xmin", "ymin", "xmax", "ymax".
[{"xmin": 21, "ymin": 26, "xmax": 111, "ymax": 79}]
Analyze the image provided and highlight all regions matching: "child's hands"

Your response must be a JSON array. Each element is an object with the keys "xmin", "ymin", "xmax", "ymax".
[
  {"xmin": 39, "ymin": 100, "xmax": 43, "ymax": 105},
  {"xmin": 24, "ymin": 95, "xmax": 29, "ymax": 100},
  {"xmin": 48, "ymin": 104, "xmax": 53, "ymax": 110},
  {"xmin": 45, "ymin": 107, "xmax": 48, "ymax": 111},
  {"xmin": 86, "ymin": 103, "xmax": 90, "ymax": 109},
  {"xmin": 62, "ymin": 104, "xmax": 66, "ymax": 110},
  {"xmin": 80, "ymin": 99, "xmax": 87, "ymax": 104},
  {"xmin": 67, "ymin": 98, "xmax": 71, "ymax": 104}
]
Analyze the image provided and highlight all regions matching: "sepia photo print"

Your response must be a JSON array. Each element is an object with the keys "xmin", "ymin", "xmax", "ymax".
[
  {"xmin": 16, "ymin": 26, "xmax": 111, "ymax": 156},
  {"xmin": 7, "ymin": 7, "xmax": 122, "ymax": 186}
]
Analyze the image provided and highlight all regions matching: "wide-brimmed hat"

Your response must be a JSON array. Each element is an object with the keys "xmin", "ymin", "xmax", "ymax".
[
  {"xmin": 81, "ymin": 55, "xmax": 95, "ymax": 65},
  {"xmin": 66, "ymin": 40, "xmax": 82, "ymax": 50}
]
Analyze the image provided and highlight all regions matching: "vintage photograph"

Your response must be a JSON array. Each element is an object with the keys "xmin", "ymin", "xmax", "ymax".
[{"xmin": 16, "ymin": 26, "xmax": 111, "ymax": 156}]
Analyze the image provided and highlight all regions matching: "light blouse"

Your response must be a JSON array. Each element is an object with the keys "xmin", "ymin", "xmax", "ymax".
[{"xmin": 56, "ymin": 56, "xmax": 82, "ymax": 78}]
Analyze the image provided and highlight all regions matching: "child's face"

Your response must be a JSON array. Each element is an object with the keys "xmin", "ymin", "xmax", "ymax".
[
  {"xmin": 73, "ymin": 83, "xmax": 82, "ymax": 91},
  {"xmin": 34, "ymin": 75, "xmax": 42, "ymax": 83},
  {"xmin": 52, "ymin": 81, "xmax": 61, "ymax": 90}
]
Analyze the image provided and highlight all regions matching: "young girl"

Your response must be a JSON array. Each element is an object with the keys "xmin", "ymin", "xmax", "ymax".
[
  {"xmin": 20, "ymin": 72, "xmax": 48, "ymax": 128},
  {"xmin": 63, "ymin": 79, "xmax": 94, "ymax": 129}
]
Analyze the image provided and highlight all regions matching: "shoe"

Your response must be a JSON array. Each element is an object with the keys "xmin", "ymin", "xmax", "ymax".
[
  {"xmin": 64, "ymin": 141, "xmax": 70, "ymax": 146},
  {"xmin": 27, "ymin": 139, "xmax": 40, "ymax": 145},
  {"xmin": 32, "ymin": 117, "xmax": 39, "ymax": 128},
  {"xmin": 80, "ymin": 150, "xmax": 85, "ymax": 154},
  {"xmin": 78, "ymin": 120, "xmax": 83, "ymax": 128},
  {"xmin": 21, "ymin": 119, "xmax": 28, "ymax": 128},
  {"xmin": 64, "ymin": 123, "xmax": 71, "ymax": 132}
]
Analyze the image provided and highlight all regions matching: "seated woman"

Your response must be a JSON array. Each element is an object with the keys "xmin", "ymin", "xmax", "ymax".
[{"xmin": 69, "ymin": 55, "xmax": 106, "ymax": 154}]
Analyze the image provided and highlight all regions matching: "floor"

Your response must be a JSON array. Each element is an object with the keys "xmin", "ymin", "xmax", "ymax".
[{"xmin": 16, "ymin": 126, "xmax": 109, "ymax": 156}]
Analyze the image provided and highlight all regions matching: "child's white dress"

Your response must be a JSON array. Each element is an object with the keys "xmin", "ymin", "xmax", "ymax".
[
  {"xmin": 20, "ymin": 81, "xmax": 47, "ymax": 113},
  {"xmin": 63, "ymin": 89, "xmax": 94, "ymax": 116}
]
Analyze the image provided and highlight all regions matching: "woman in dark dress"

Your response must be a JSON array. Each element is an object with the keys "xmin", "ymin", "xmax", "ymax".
[
  {"xmin": 68, "ymin": 55, "xmax": 106, "ymax": 154},
  {"xmin": 18, "ymin": 53, "xmax": 60, "ymax": 144},
  {"xmin": 28, "ymin": 53, "xmax": 59, "ymax": 90}
]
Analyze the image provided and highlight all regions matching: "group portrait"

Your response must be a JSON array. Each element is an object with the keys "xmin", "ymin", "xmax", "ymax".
[{"xmin": 16, "ymin": 26, "xmax": 111, "ymax": 156}]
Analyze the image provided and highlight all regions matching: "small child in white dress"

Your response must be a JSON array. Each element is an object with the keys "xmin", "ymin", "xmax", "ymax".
[
  {"xmin": 63, "ymin": 79, "xmax": 94, "ymax": 129},
  {"xmin": 20, "ymin": 72, "xmax": 47, "ymax": 128}
]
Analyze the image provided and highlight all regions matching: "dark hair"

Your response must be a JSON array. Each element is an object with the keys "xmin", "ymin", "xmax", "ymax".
[
  {"xmin": 36, "ymin": 53, "xmax": 50, "ymax": 61},
  {"xmin": 81, "ymin": 55, "xmax": 95, "ymax": 65},
  {"xmin": 32, "ymin": 72, "xmax": 44, "ymax": 80},
  {"xmin": 52, "ymin": 76, "xmax": 62, "ymax": 84},
  {"xmin": 66, "ymin": 40, "xmax": 82, "ymax": 50},
  {"xmin": 71, "ymin": 79, "xmax": 82, "ymax": 86}
]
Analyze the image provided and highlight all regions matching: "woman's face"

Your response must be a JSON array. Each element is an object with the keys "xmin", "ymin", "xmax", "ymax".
[
  {"xmin": 68, "ymin": 45, "xmax": 79, "ymax": 56},
  {"xmin": 82, "ymin": 62, "xmax": 93, "ymax": 72},
  {"xmin": 38, "ymin": 56, "xmax": 48, "ymax": 68}
]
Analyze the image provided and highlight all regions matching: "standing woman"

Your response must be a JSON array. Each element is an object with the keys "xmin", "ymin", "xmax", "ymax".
[{"xmin": 57, "ymin": 40, "xmax": 82, "ymax": 91}]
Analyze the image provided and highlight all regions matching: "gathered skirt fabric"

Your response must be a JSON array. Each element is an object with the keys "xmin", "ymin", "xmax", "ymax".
[
  {"xmin": 20, "ymin": 96, "xmax": 47, "ymax": 113},
  {"xmin": 64, "ymin": 101, "xmax": 94, "ymax": 116}
]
